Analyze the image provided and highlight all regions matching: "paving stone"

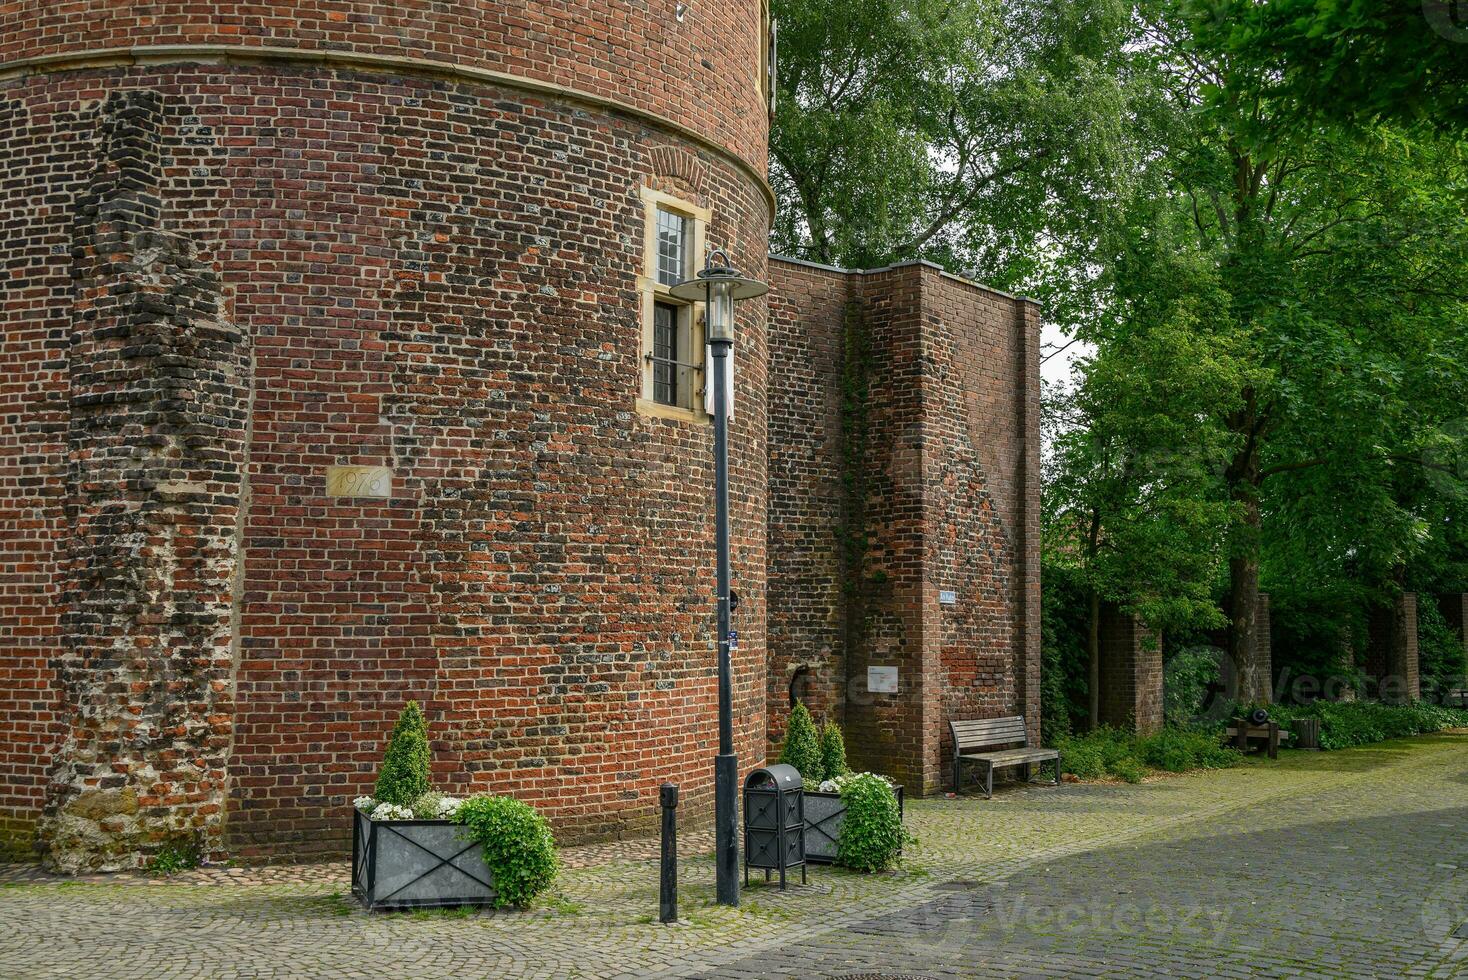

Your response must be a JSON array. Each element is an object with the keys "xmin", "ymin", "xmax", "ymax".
[{"xmin": 1, "ymin": 734, "xmax": 1466, "ymax": 978}]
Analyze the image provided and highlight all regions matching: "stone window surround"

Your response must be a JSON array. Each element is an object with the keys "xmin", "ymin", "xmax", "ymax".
[{"xmin": 636, "ymin": 184, "xmax": 711, "ymax": 422}]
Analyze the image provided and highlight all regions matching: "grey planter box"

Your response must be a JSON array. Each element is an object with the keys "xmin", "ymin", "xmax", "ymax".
[
  {"xmin": 803, "ymin": 785, "xmax": 904, "ymax": 864},
  {"xmin": 351, "ymin": 808, "xmax": 496, "ymax": 910}
]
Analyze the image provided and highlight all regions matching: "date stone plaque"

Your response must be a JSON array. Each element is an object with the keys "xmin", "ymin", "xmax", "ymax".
[{"xmin": 326, "ymin": 465, "xmax": 393, "ymax": 499}]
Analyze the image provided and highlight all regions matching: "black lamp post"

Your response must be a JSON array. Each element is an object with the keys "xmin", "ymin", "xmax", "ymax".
[{"xmin": 670, "ymin": 248, "xmax": 767, "ymax": 907}]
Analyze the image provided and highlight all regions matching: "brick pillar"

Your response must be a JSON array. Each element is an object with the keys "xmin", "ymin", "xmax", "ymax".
[
  {"xmin": 1098, "ymin": 603, "xmax": 1163, "ymax": 734},
  {"xmin": 1366, "ymin": 593, "xmax": 1420, "ymax": 703},
  {"xmin": 1257, "ymin": 592, "xmax": 1273, "ymax": 700}
]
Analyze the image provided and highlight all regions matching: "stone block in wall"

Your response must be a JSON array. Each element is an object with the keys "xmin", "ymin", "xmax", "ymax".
[{"xmin": 1098, "ymin": 603, "xmax": 1163, "ymax": 734}]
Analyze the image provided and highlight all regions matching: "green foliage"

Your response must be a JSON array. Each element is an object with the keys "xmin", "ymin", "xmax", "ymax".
[
  {"xmin": 451, "ymin": 796, "xmax": 560, "ymax": 909},
  {"xmin": 1055, "ymin": 726, "xmax": 1242, "ymax": 782},
  {"xmin": 1265, "ymin": 701, "xmax": 1468, "ymax": 752},
  {"xmin": 818, "ymin": 720, "xmax": 849, "ymax": 780},
  {"xmin": 1417, "ymin": 601, "xmax": 1468, "ymax": 701},
  {"xmin": 1040, "ymin": 560, "xmax": 1089, "ymax": 742},
  {"xmin": 145, "ymin": 839, "xmax": 200, "ymax": 876},
  {"xmin": 1163, "ymin": 646, "xmax": 1224, "ymax": 726},
  {"xmin": 771, "ymin": 0, "xmax": 1133, "ymax": 278},
  {"xmin": 833, "ymin": 774, "xmax": 910, "ymax": 872},
  {"xmin": 778, "ymin": 702, "xmax": 825, "ymax": 783},
  {"xmin": 1185, "ymin": 0, "xmax": 1468, "ymax": 125},
  {"xmin": 374, "ymin": 702, "xmax": 432, "ymax": 807}
]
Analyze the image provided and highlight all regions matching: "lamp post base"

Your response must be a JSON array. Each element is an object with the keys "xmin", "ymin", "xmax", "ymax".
[{"xmin": 715, "ymin": 751, "xmax": 739, "ymax": 906}]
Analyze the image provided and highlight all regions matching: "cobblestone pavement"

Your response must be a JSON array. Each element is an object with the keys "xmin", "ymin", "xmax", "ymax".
[{"xmin": 2, "ymin": 734, "xmax": 1466, "ymax": 979}]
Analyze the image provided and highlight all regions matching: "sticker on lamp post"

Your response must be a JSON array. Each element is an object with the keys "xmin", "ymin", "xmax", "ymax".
[{"xmin": 867, "ymin": 666, "xmax": 899, "ymax": 694}]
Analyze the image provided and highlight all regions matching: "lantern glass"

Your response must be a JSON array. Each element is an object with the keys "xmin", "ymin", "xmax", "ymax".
[{"xmin": 707, "ymin": 279, "xmax": 735, "ymax": 343}]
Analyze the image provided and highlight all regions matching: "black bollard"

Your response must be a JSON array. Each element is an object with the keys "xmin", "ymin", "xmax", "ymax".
[{"xmin": 659, "ymin": 782, "xmax": 678, "ymax": 923}]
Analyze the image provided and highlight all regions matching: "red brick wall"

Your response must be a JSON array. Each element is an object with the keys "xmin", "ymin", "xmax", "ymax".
[
  {"xmin": 0, "ymin": 0, "xmax": 770, "ymax": 173},
  {"xmin": 1366, "ymin": 592, "xmax": 1420, "ymax": 703},
  {"xmin": 0, "ymin": 54, "xmax": 770, "ymax": 867},
  {"xmin": 765, "ymin": 258, "xmax": 1041, "ymax": 794},
  {"xmin": 1098, "ymin": 604, "xmax": 1163, "ymax": 734},
  {"xmin": 764, "ymin": 263, "xmax": 852, "ymax": 741}
]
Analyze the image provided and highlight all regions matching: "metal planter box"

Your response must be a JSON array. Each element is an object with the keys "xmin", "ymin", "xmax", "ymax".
[
  {"xmin": 351, "ymin": 808, "xmax": 496, "ymax": 910},
  {"xmin": 803, "ymin": 785, "xmax": 904, "ymax": 865}
]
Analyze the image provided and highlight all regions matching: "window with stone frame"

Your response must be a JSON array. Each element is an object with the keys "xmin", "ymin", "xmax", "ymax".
[{"xmin": 637, "ymin": 187, "xmax": 709, "ymax": 418}]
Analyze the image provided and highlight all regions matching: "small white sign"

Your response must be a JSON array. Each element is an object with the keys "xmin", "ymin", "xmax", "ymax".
[
  {"xmin": 939, "ymin": 590, "xmax": 957, "ymax": 605},
  {"xmin": 867, "ymin": 666, "xmax": 899, "ymax": 694},
  {"xmin": 326, "ymin": 465, "xmax": 393, "ymax": 499}
]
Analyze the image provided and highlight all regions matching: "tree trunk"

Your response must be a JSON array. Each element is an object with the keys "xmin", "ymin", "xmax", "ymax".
[
  {"xmin": 1228, "ymin": 484, "xmax": 1271, "ymax": 704},
  {"xmin": 1087, "ymin": 587, "xmax": 1101, "ymax": 730}
]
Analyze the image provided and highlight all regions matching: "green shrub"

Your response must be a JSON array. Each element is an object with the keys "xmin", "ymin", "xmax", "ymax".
[
  {"xmin": 1136, "ymin": 727, "xmax": 1241, "ymax": 772},
  {"xmin": 1268, "ymin": 700, "xmax": 1468, "ymax": 750},
  {"xmin": 818, "ymin": 720, "xmax": 849, "ymax": 780},
  {"xmin": 833, "ymin": 773, "xmax": 909, "ymax": 872},
  {"xmin": 451, "ymin": 795, "xmax": 560, "ymax": 908},
  {"xmin": 1106, "ymin": 756, "xmax": 1147, "ymax": 783},
  {"xmin": 778, "ymin": 702, "xmax": 824, "ymax": 783},
  {"xmin": 374, "ymin": 701, "xmax": 432, "ymax": 806},
  {"xmin": 1055, "ymin": 725, "xmax": 1242, "ymax": 782}
]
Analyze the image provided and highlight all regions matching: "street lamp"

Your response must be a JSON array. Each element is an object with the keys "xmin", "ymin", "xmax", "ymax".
[{"xmin": 670, "ymin": 248, "xmax": 767, "ymax": 907}]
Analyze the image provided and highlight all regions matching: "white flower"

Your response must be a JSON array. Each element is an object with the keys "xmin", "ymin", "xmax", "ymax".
[
  {"xmin": 820, "ymin": 771, "xmax": 893, "ymax": 794},
  {"xmin": 435, "ymin": 796, "xmax": 463, "ymax": 819},
  {"xmin": 370, "ymin": 802, "xmax": 415, "ymax": 821},
  {"xmin": 353, "ymin": 796, "xmax": 376, "ymax": 811}
]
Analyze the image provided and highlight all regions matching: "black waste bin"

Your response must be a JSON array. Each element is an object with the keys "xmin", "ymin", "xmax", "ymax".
[{"xmin": 743, "ymin": 764, "xmax": 806, "ymax": 889}]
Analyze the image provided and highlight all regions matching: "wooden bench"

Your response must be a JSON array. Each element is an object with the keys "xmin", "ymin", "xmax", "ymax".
[
  {"xmin": 950, "ymin": 716, "xmax": 1060, "ymax": 798},
  {"xmin": 1445, "ymin": 688, "xmax": 1468, "ymax": 709},
  {"xmin": 1225, "ymin": 719, "xmax": 1281, "ymax": 759}
]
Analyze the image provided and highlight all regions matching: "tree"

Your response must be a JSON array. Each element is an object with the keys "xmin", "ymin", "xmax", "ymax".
[
  {"xmin": 769, "ymin": 0, "xmax": 1134, "ymax": 284},
  {"xmin": 1185, "ymin": 0, "xmax": 1468, "ymax": 126},
  {"xmin": 1092, "ymin": 1, "xmax": 1468, "ymax": 700},
  {"xmin": 1045, "ymin": 313, "xmax": 1238, "ymax": 726}
]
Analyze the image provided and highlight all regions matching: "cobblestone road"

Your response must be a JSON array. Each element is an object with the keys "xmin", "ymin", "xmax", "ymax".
[{"xmin": 2, "ymin": 734, "xmax": 1466, "ymax": 979}]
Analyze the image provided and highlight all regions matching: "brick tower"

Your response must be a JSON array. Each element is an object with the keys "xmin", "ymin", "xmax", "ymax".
[{"xmin": 0, "ymin": 2, "xmax": 775, "ymax": 870}]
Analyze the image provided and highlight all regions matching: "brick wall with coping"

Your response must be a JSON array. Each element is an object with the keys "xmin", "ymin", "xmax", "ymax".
[{"xmin": 765, "ymin": 257, "xmax": 1041, "ymax": 795}]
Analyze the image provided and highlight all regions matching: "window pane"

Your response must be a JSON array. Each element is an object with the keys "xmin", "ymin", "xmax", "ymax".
[
  {"xmin": 653, "ymin": 301, "xmax": 679, "ymax": 406},
  {"xmin": 656, "ymin": 208, "xmax": 688, "ymax": 287}
]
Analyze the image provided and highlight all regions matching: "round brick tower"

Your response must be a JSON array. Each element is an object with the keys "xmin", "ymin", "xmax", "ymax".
[{"xmin": 0, "ymin": 2, "xmax": 773, "ymax": 870}]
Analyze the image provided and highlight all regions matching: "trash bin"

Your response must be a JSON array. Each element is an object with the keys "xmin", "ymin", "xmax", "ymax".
[{"xmin": 743, "ymin": 764, "xmax": 806, "ymax": 889}]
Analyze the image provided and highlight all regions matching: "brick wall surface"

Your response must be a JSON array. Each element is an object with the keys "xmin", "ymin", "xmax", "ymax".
[
  {"xmin": 1097, "ymin": 604, "xmax": 1162, "ymax": 734},
  {"xmin": 0, "ymin": 0, "xmax": 770, "ymax": 173},
  {"xmin": 0, "ymin": 57, "xmax": 770, "ymax": 868},
  {"xmin": 765, "ymin": 258, "xmax": 1040, "ymax": 794},
  {"xmin": 1366, "ymin": 593, "xmax": 1421, "ymax": 703}
]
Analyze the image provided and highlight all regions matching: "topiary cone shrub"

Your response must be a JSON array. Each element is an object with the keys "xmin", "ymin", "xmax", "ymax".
[
  {"xmin": 819, "ymin": 719, "xmax": 849, "ymax": 779},
  {"xmin": 374, "ymin": 701, "xmax": 432, "ymax": 806},
  {"xmin": 778, "ymin": 701, "xmax": 824, "ymax": 783}
]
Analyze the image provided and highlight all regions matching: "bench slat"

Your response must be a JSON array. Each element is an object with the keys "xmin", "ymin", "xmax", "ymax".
[
  {"xmin": 950, "ymin": 716, "xmax": 1027, "ymax": 750},
  {"xmin": 959, "ymin": 747, "xmax": 1058, "ymax": 765}
]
